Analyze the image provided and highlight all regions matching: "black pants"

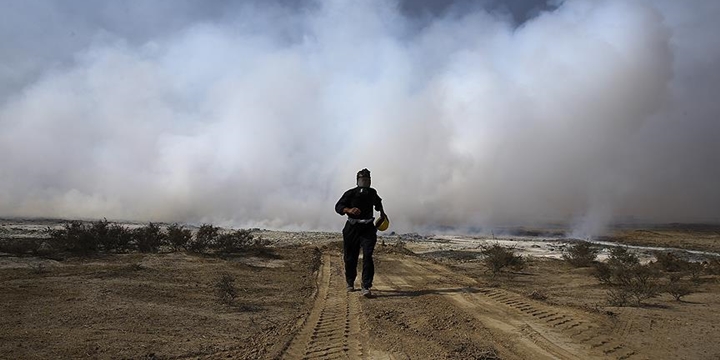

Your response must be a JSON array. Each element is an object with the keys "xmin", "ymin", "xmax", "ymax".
[{"xmin": 342, "ymin": 221, "xmax": 377, "ymax": 289}]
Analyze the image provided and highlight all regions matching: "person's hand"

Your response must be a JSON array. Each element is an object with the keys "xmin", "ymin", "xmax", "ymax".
[{"xmin": 344, "ymin": 207, "xmax": 361, "ymax": 216}]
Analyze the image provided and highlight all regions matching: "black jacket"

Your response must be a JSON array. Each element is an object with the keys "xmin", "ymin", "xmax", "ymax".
[{"xmin": 335, "ymin": 187, "xmax": 384, "ymax": 220}]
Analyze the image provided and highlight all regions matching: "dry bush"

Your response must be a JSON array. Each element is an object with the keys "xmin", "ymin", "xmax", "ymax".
[
  {"xmin": 480, "ymin": 243, "xmax": 525, "ymax": 277},
  {"xmin": 48, "ymin": 221, "xmax": 97, "ymax": 255},
  {"xmin": 594, "ymin": 262, "xmax": 613, "ymax": 285},
  {"xmin": 596, "ymin": 247, "xmax": 660, "ymax": 307},
  {"xmin": 562, "ymin": 241, "xmax": 599, "ymax": 267},
  {"xmin": 653, "ymin": 251, "xmax": 691, "ymax": 273},
  {"xmin": 107, "ymin": 223, "xmax": 133, "ymax": 252},
  {"xmin": 665, "ymin": 274, "xmax": 695, "ymax": 301},
  {"xmin": 189, "ymin": 224, "xmax": 219, "ymax": 253},
  {"xmin": 0, "ymin": 238, "xmax": 45, "ymax": 256},
  {"xmin": 166, "ymin": 223, "xmax": 192, "ymax": 251},
  {"xmin": 215, "ymin": 273, "xmax": 238, "ymax": 305},
  {"xmin": 609, "ymin": 246, "xmax": 639, "ymax": 267},
  {"xmin": 46, "ymin": 220, "xmax": 136, "ymax": 255},
  {"xmin": 214, "ymin": 229, "xmax": 254, "ymax": 253},
  {"xmin": 133, "ymin": 223, "xmax": 166, "ymax": 253},
  {"xmin": 87, "ymin": 219, "xmax": 132, "ymax": 253},
  {"xmin": 607, "ymin": 288, "xmax": 631, "ymax": 307},
  {"xmin": 624, "ymin": 265, "xmax": 661, "ymax": 306}
]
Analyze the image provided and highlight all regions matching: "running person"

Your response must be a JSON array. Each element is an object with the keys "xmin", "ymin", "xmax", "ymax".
[{"xmin": 335, "ymin": 168, "xmax": 387, "ymax": 297}]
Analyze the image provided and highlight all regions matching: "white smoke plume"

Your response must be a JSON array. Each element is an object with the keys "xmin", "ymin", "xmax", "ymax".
[{"xmin": 1, "ymin": 0, "xmax": 719, "ymax": 235}]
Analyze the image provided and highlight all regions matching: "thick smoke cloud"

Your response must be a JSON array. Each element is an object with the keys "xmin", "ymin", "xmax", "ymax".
[{"xmin": 1, "ymin": 0, "xmax": 719, "ymax": 235}]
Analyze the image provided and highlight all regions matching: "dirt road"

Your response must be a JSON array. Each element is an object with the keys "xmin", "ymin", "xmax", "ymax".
[{"xmin": 283, "ymin": 252, "xmax": 641, "ymax": 359}]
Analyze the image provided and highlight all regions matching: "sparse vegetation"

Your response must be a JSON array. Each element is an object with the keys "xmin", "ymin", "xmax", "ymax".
[
  {"xmin": 653, "ymin": 251, "xmax": 690, "ymax": 273},
  {"xmin": 133, "ymin": 222, "xmax": 166, "ymax": 253},
  {"xmin": 665, "ymin": 274, "xmax": 695, "ymax": 301},
  {"xmin": 480, "ymin": 243, "xmax": 525, "ymax": 276},
  {"xmin": 214, "ymin": 229, "xmax": 254, "ymax": 253},
  {"xmin": 215, "ymin": 273, "xmax": 238, "ymax": 305},
  {"xmin": 38, "ymin": 220, "xmax": 266, "ymax": 256},
  {"xmin": 562, "ymin": 241, "xmax": 599, "ymax": 267},
  {"xmin": 189, "ymin": 224, "xmax": 219, "ymax": 253},
  {"xmin": 166, "ymin": 223, "xmax": 192, "ymax": 251},
  {"xmin": 48, "ymin": 221, "xmax": 97, "ymax": 255},
  {"xmin": 0, "ymin": 238, "xmax": 45, "ymax": 256},
  {"xmin": 596, "ymin": 247, "xmax": 661, "ymax": 306},
  {"xmin": 106, "ymin": 223, "xmax": 134, "ymax": 252}
]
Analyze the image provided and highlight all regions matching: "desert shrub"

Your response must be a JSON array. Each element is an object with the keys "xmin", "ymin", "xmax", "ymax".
[
  {"xmin": 594, "ymin": 262, "xmax": 613, "ymax": 284},
  {"xmin": 653, "ymin": 251, "xmax": 690, "ymax": 272},
  {"xmin": 48, "ymin": 221, "xmax": 97, "ymax": 254},
  {"xmin": 89, "ymin": 218, "xmax": 111, "ymax": 250},
  {"xmin": 133, "ymin": 223, "xmax": 166, "ymax": 253},
  {"xmin": 107, "ymin": 223, "xmax": 133, "ymax": 252},
  {"xmin": 189, "ymin": 224, "xmax": 219, "ymax": 253},
  {"xmin": 595, "ymin": 247, "xmax": 640, "ymax": 286},
  {"xmin": 166, "ymin": 223, "xmax": 192, "ymax": 251},
  {"xmin": 596, "ymin": 247, "xmax": 660, "ymax": 306},
  {"xmin": 215, "ymin": 273, "xmax": 238, "ymax": 305},
  {"xmin": 213, "ymin": 229, "xmax": 254, "ymax": 253},
  {"xmin": 607, "ymin": 288, "xmax": 630, "ymax": 306},
  {"xmin": 0, "ymin": 238, "xmax": 44, "ymax": 256},
  {"xmin": 622, "ymin": 264, "xmax": 660, "ymax": 306},
  {"xmin": 665, "ymin": 274, "xmax": 695, "ymax": 301},
  {"xmin": 602, "ymin": 270, "xmax": 658, "ymax": 306},
  {"xmin": 563, "ymin": 241, "xmax": 599, "ymax": 267},
  {"xmin": 608, "ymin": 246, "xmax": 639, "ymax": 267},
  {"xmin": 480, "ymin": 243, "xmax": 525, "ymax": 276}
]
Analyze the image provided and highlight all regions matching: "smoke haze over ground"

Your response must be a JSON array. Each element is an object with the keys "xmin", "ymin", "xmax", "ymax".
[{"xmin": 1, "ymin": 0, "xmax": 719, "ymax": 235}]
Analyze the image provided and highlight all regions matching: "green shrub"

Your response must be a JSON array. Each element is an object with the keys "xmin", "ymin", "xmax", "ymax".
[{"xmin": 562, "ymin": 241, "xmax": 598, "ymax": 267}]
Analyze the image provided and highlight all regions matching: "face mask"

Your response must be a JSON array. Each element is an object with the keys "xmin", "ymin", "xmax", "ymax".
[{"xmin": 357, "ymin": 177, "xmax": 371, "ymax": 188}]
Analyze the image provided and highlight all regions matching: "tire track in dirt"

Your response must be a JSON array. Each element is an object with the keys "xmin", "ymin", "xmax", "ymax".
[
  {"xmin": 374, "ymin": 255, "xmax": 642, "ymax": 360},
  {"xmin": 283, "ymin": 255, "xmax": 394, "ymax": 360}
]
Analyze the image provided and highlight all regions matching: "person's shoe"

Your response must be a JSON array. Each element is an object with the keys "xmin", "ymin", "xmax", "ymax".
[
  {"xmin": 346, "ymin": 285, "xmax": 354, "ymax": 292},
  {"xmin": 361, "ymin": 287, "xmax": 372, "ymax": 297}
]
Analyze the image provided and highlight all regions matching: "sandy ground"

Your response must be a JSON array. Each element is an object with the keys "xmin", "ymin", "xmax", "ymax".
[{"xmin": 1, "ymin": 220, "xmax": 720, "ymax": 359}]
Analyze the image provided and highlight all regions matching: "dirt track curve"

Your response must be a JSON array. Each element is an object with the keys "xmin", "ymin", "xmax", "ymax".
[{"xmin": 281, "ymin": 252, "xmax": 644, "ymax": 359}]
